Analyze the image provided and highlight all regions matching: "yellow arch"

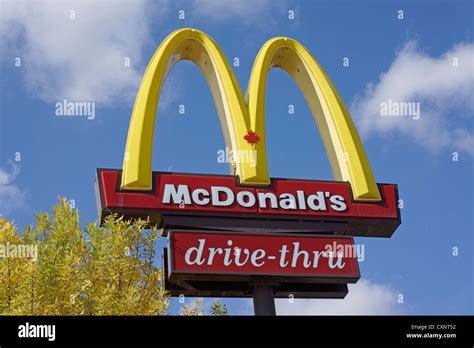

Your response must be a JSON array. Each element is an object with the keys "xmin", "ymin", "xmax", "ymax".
[
  {"xmin": 121, "ymin": 28, "xmax": 381, "ymax": 201},
  {"xmin": 121, "ymin": 28, "xmax": 263, "ymax": 190},
  {"xmin": 247, "ymin": 38, "xmax": 381, "ymax": 201}
]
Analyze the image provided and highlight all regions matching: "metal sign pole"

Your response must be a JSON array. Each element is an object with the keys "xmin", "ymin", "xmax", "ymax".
[{"xmin": 252, "ymin": 284, "xmax": 276, "ymax": 316}]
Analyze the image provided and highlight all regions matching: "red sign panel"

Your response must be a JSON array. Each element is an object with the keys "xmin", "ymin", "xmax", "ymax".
[
  {"xmin": 96, "ymin": 169, "xmax": 400, "ymax": 237},
  {"xmin": 167, "ymin": 231, "xmax": 360, "ymax": 283}
]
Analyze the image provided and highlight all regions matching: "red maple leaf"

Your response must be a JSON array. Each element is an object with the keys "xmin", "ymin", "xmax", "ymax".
[{"xmin": 243, "ymin": 131, "xmax": 260, "ymax": 145}]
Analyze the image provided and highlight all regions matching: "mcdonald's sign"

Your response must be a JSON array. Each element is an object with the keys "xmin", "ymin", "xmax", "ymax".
[
  {"xmin": 166, "ymin": 231, "xmax": 360, "ymax": 283},
  {"xmin": 96, "ymin": 28, "xmax": 401, "ymax": 238}
]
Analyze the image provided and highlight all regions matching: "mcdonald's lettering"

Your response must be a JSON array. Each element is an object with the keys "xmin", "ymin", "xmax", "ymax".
[
  {"xmin": 96, "ymin": 170, "xmax": 399, "ymax": 237},
  {"xmin": 161, "ymin": 183, "xmax": 348, "ymax": 211},
  {"xmin": 96, "ymin": 28, "xmax": 401, "ymax": 238}
]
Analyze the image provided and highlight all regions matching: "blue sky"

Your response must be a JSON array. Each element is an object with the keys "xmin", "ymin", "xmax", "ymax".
[{"xmin": 0, "ymin": 0, "xmax": 472, "ymax": 315}]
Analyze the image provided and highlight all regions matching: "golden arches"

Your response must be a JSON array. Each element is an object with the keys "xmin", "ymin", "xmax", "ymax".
[{"xmin": 121, "ymin": 28, "xmax": 381, "ymax": 201}]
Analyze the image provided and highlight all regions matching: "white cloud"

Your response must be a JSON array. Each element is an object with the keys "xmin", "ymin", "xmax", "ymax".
[
  {"xmin": 0, "ymin": 163, "xmax": 25, "ymax": 215},
  {"xmin": 0, "ymin": 0, "xmax": 169, "ymax": 104},
  {"xmin": 351, "ymin": 41, "xmax": 474, "ymax": 156},
  {"xmin": 190, "ymin": 0, "xmax": 272, "ymax": 23},
  {"xmin": 276, "ymin": 279, "xmax": 401, "ymax": 315}
]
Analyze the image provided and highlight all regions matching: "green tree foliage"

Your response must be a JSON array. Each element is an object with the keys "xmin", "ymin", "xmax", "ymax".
[
  {"xmin": 210, "ymin": 301, "xmax": 228, "ymax": 316},
  {"xmin": 0, "ymin": 198, "xmax": 227, "ymax": 316},
  {"xmin": 180, "ymin": 299, "xmax": 205, "ymax": 316}
]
